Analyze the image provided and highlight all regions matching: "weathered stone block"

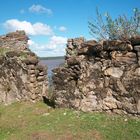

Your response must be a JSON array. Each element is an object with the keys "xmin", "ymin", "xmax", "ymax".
[
  {"xmin": 37, "ymin": 76, "xmax": 45, "ymax": 82},
  {"xmin": 39, "ymin": 72, "xmax": 45, "ymax": 76},
  {"xmin": 134, "ymin": 45, "xmax": 140, "ymax": 52},
  {"xmin": 130, "ymin": 36, "xmax": 140, "ymax": 45},
  {"xmin": 27, "ymin": 57, "xmax": 39, "ymax": 65},
  {"xmin": 104, "ymin": 67, "xmax": 123, "ymax": 78},
  {"xmin": 28, "ymin": 70, "xmax": 35, "ymax": 74},
  {"xmin": 30, "ymin": 77, "xmax": 36, "ymax": 83},
  {"xmin": 111, "ymin": 52, "xmax": 137, "ymax": 64},
  {"xmin": 134, "ymin": 68, "xmax": 140, "ymax": 76},
  {"xmin": 103, "ymin": 40, "xmax": 133, "ymax": 51}
]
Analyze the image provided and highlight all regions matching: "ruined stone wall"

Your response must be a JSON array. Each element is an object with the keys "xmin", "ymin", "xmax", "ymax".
[
  {"xmin": 0, "ymin": 31, "xmax": 48, "ymax": 104},
  {"xmin": 53, "ymin": 36, "xmax": 140, "ymax": 116}
]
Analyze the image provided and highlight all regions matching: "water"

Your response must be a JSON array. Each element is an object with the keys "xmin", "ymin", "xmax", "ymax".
[{"xmin": 39, "ymin": 58, "xmax": 65, "ymax": 77}]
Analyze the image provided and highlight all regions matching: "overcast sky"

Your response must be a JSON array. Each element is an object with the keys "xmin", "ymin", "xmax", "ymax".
[{"xmin": 0, "ymin": 0, "xmax": 140, "ymax": 57}]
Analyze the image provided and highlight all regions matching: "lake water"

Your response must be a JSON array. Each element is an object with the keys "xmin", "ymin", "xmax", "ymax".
[{"xmin": 39, "ymin": 58, "xmax": 65, "ymax": 77}]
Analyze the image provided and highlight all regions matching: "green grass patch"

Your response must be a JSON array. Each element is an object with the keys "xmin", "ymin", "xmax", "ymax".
[
  {"xmin": 18, "ymin": 52, "xmax": 28, "ymax": 60},
  {"xmin": 0, "ymin": 48, "xmax": 28, "ymax": 60},
  {"xmin": 0, "ymin": 48, "xmax": 11, "ymax": 56},
  {"xmin": 0, "ymin": 101, "xmax": 140, "ymax": 140}
]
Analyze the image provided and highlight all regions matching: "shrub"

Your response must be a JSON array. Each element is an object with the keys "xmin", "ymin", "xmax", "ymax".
[{"xmin": 88, "ymin": 8, "xmax": 140, "ymax": 40}]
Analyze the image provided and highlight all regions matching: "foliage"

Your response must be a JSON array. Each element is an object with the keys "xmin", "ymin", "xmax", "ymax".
[
  {"xmin": 0, "ymin": 101, "xmax": 140, "ymax": 140},
  {"xmin": 88, "ymin": 8, "xmax": 140, "ymax": 40}
]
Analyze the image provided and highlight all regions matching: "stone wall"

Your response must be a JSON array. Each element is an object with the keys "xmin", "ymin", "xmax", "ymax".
[
  {"xmin": 0, "ymin": 31, "xmax": 48, "ymax": 104},
  {"xmin": 52, "ymin": 36, "xmax": 140, "ymax": 116}
]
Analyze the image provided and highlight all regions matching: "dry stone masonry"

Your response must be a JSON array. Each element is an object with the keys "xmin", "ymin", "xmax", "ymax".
[
  {"xmin": 0, "ymin": 31, "xmax": 48, "ymax": 104},
  {"xmin": 53, "ymin": 36, "xmax": 140, "ymax": 116}
]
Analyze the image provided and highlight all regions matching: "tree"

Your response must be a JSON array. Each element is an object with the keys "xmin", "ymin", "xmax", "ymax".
[{"xmin": 88, "ymin": 8, "xmax": 140, "ymax": 40}]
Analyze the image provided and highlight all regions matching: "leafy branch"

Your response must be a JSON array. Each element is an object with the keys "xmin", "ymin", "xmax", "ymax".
[{"xmin": 88, "ymin": 8, "xmax": 140, "ymax": 40}]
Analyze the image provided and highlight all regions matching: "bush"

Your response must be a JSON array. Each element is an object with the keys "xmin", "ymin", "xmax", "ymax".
[{"xmin": 88, "ymin": 8, "xmax": 140, "ymax": 40}]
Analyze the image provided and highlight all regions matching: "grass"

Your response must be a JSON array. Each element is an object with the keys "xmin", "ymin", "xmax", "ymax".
[
  {"xmin": 0, "ymin": 101, "xmax": 140, "ymax": 140},
  {"xmin": 0, "ymin": 48, "xmax": 11, "ymax": 56},
  {"xmin": 18, "ymin": 52, "xmax": 28, "ymax": 60},
  {"xmin": 0, "ymin": 48, "xmax": 28, "ymax": 60}
]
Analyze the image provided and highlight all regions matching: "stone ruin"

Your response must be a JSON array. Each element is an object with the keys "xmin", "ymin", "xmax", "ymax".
[
  {"xmin": 52, "ymin": 36, "xmax": 140, "ymax": 116},
  {"xmin": 0, "ymin": 31, "xmax": 48, "ymax": 104},
  {"xmin": 0, "ymin": 30, "xmax": 140, "ymax": 116}
]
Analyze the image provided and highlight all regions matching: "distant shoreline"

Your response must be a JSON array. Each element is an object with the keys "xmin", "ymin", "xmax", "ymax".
[{"xmin": 39, "ymin": 56, "xmax": 65, "ymax": 60}]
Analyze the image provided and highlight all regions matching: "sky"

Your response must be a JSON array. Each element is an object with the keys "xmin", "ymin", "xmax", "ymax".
[{"xmin": 0, "ymin": 0, "xmax": 140, "ymax": 57}]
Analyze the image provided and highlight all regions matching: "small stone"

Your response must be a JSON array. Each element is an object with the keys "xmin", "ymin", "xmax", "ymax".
[
  {"xmin": 39, "ymin": 72, "xmax": 44, "ymax": 76},
  {"xmin": 30, "ymin": 77, "xmax": 36, "ymax": 83},
  {"xmin": 37, "ymin": 76, "xmax": 45, "ymax": 82},
  {"xmin": 28, "ymin": 70, "xmax": 35, "ymax": 74},
  {"xmin": 31, "ymin": 94, "xmax": 36, "ymax": 100},
  {"xmin": 103, "ymin": 96, "xmax": 118, "ymax": 109},
  {"xmin": 63, "ymin": 112, "xmax": 67, "ymax": 115},
  {"xmin": 104, "ymin": 67, "xmax": 123, "ymax": 78},
  {"xmin": 134, "ymin": 68, "xmax": 140, "ymax": 76},
  {"xmin": 116, "ymin": 80, "xmax": 127, "ymax": 94},
  {"xmin": 27, "ymin": 57, "xmax": 38, "ymax": 64},
  {"xmin": 18, "ymin": 115, "xmax": 21, "ymax": 118},
  {"xmin": 134, "ymin": 45, "xmax": 140, "ymax": 52},
  {"xmin": 124, "ymin": 118, "xmax": 128, "ymax": 122},
  {"xmin": 42, "ymin": 112, "xmax": 50, "ymax": 116},
  {"xmin": 29, "ymin": 83, "xmax": 36, "ymax": 88},
  {"xmin": 104, "ymin": 77, "xmax": 110, "ymax": 87}
]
